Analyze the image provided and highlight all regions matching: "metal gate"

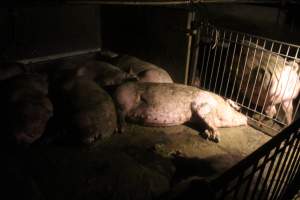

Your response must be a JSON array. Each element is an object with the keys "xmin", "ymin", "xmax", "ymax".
[
  {"xmin": 189, "ymin": 22, "xmax": 300, "ymax": 200},
  {"xmin": 210, "ymin": 118, "xmax": 300, "ymax": 200},
  {"xmin": 189, "ymin": 22, "xmax": 300, "ymax": 135}
]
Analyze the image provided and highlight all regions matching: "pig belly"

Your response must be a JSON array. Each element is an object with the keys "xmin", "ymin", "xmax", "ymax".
[
  {"xmin": 128, "ymin": 105, "xmax": 192, "ymax": 126},
  {"xmin": 125, "ymin": 83, "xmax": 199, "ymax": 125}
]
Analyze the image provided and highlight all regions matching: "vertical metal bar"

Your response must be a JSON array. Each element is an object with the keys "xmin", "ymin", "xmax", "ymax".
[
  {"xmin": 236, "ymin": 37, "xmax": 252, "ymax": 105},
  {"xmin": 292, "ymin": 97, "xmax": 300, "ymax": 122},
  {"xmin": 273, "ymin": 46, "xmax": 291, "ymax": 123},
  {"xmin": 213, "ymin": 31, "xmax": 226, "ymax": 94},
  {"xmin": 276, "ymin": 134, "xmax": 300, "ymax": 200},
  {"xmin": 184, "ymin": 12, "xmax": 194, "ymax": 85},
  {"xmin": 247, "ymin": 40, "xmax": 267, "ymax": 109},
  {"xmin": 292, "ymin": 60, "xmax": 300, "ymax": 121},
  {"xmin": 230, "ymin": 34, "xmax": 246, "ymax": 101},
  {"xmin": 224, "ymin": 32, "xmax": 239, "ymax": 97},
  {"xmin": 199, "ymin": 44, "xmax": 207, "ymax": 88},
  {"xmin": 219, "ymin": 32, "xmax": 233, "ymax": 95},
  {"xmin": 203, "ymin": 25, "xmax": 213, "ymax": 89},
  {"xmin": 263, "ymin": 140, "xmax": 289, "ymax": 199},
  {"xmin": 290, "ymin": 151, "xmax": 300, "ymax": 182},
  {"xmin": 218, "ymin": 183, "xmax": 231, "ymax": 200},
  {"xmin": 208, "ymin": 30, "xmax": 219, "ymax": 90},
  {"xmin": 242, "ymin": 161, "xmax": 259, "ymax": 200},
  {"xmin": 261, "ymin": 44, "xmax": 283, "ymax": 119},
  {"xmin": 242, "ymin": 39, "xmax": 259, "ymax": 106},
  {"xmin": 232, "ymin": 172, "xmax": 245, "ymax": 199},
  {"xmin": 249, "ymin": 151, "xmax": 271, "ymax": 200},
  {"xmin": 270, "ymin": 134, "xmax": 296, "ymax": 200},
  {"xmin": 291, "ymin": 146, "xmax": 300, "ymax": 176},
  {"xmin": 256, "ymin": 146, "xmax": 280, "ymax": 200},
  {"xmin": 254, "ymin": 42, "xmax": 275, "ymax": 112},
  {"xmin": 282, "ymin": 134, "xmax": 300, "ymax": 191},
  {"xmin": 277, "ymin": 47, "xmax": 299, "ymax": 124},
  {"xmin": 190, "ymin": 20, "xmax": 202, "ymax": 86}
]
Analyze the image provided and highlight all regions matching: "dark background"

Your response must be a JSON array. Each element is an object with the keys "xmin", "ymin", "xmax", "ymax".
[{"xmin": 1, "ymin": 2, "xmax": 300, "ymax": 83}]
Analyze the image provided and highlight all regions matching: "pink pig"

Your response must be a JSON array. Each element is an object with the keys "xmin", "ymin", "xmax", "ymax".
[
  {"xmin": 114, "ymin": 82, "xmax": 247, "ymax": 142},
  {"xmin": 265, "ymin": 61, "xmax": 300, "ymax": 124}
]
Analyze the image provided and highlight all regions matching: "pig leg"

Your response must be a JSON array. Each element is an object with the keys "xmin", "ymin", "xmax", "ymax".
[
  {"xmin": 191, "ymin": 102, "xmax": 220, "ymax": 143},
  {"xmin": 116, "ymin": 108, "xmax": 127, "ymax": 133},
  {"xmin": 282, "ymin": 100, "xmax": 293, "ymax": 124},
  {"xmin": 265, "ymin": 105, "xmax": 277, "ymax": 119},
  {"xmin": 226, "ymin": 99, "xmax": 241, "ymax": 111}
]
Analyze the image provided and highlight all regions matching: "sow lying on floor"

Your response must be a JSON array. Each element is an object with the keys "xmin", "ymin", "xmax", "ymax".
[{"xmin": 114, "ymin": 82, "xmax": 248, "ymax": 142}]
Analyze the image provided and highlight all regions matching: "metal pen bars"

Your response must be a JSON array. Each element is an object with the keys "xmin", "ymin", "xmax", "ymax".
[
  {"xmin": 210, "ymin": 117, "xmax": 300, "ymax": 200},
  {"xmin": 192, "ymin": 22, "xmax": 300, "ymax": 132}
]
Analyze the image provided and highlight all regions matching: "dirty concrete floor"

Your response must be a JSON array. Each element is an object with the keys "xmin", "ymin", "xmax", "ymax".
[
  {"xmin": 120, "ymin": 123, "xmax": 271, "ymax": 178},
  {"xmin": 3, "ymin": 123, "xmax": 271, "ymax": 200}
]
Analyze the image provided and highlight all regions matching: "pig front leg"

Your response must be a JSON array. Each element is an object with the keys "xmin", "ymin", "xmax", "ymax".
[
  {"xmin": 116, "ymin": 108, "xmax": 127, "ymax": 133},
  {"xmin": 191, "ymin": 102, "xmax": 220, "ymax": 143},
  {"xmin": 282, "ymin": 100, "xmax": 293, "ymax": 124},
  {"xmin": 265, "ymin": 104, "xmax": 277, "ymax": 119}
]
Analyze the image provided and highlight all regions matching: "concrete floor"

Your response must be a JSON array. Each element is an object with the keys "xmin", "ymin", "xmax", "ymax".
[{"xmin": 10, "ymin": 122, "xmax": 271, "ymax": 200}]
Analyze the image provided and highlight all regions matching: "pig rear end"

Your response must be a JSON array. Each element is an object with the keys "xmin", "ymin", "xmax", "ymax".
[
  {"xmin": 58, "ymin": 78, "xmax": 118, "ymax": 145},
  {"xmin": 3, "ymin": 73, "xmax": 53, "ymax": 145}
]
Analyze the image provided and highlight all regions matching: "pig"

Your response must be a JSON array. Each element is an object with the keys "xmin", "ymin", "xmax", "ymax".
[
  {"xmin": 233, "ymin": 40, "xmax": 300, "ymax": 124},
  {"xmin": 114, "ymin": 82, "xmax": 248, "ymax": 142},
  {"xmin": 2, "ymin": 73, "xmax": 53, "ymax": 144},
  {"xmin": 99, "ymin": 51, "xmax": 173, "ymax": 83},
  {"xmin": 57, "ymin": 77, "xmax": 118, "ymax": 144},
  {"xmin": 75, "ymin": 60, "xmax": 137, "ymax": 86}
]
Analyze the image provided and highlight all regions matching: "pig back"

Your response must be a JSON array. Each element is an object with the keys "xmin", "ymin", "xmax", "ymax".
[
  {"xmin": 111, "ymin": 55, "xmax": 173, "ymax": 83},
  {"xmin": 76, "ymin": 60, "xmax": 130, "ymax": 86},
  {"xmin": 232, "ymin": 41, "xmax": 286, "ymax": 106},
  {"xmin": 61, "ymin": 78, "xmax": 117, "ymax": 144}
]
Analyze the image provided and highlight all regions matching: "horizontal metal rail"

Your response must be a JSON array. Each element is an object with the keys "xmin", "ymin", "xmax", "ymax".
[
  {"xmin": 193, "ymin": 22, "xmax": 300, "ymax": 134},
  {"xmin": 210, "ymin": 117, "xmax": 300, "ymax": 200},
  {"xmin": 17, "ymin": 48, "xmax": 101, "ymax": 65}
]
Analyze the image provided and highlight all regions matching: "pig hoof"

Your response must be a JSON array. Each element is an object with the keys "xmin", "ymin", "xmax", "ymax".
[
  {"xmin": 117, "ymin": 126, "xmax": 126, "ymax": 134},
  {"xmin": 212, "ymin": 135, "xmax": 220, "ymax": 143},
  {"xmin": 201, "ymin": 130, "xmax": 210, "ymax": 140},
  {"xmin": 203, "ymin": 130, "xmax": 220, "ymax": 143}
]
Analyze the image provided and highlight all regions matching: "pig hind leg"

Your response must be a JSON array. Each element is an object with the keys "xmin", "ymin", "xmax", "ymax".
[{"xmin": 191, "ymin": 102, "xmax": 220, "ymax": 143}]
